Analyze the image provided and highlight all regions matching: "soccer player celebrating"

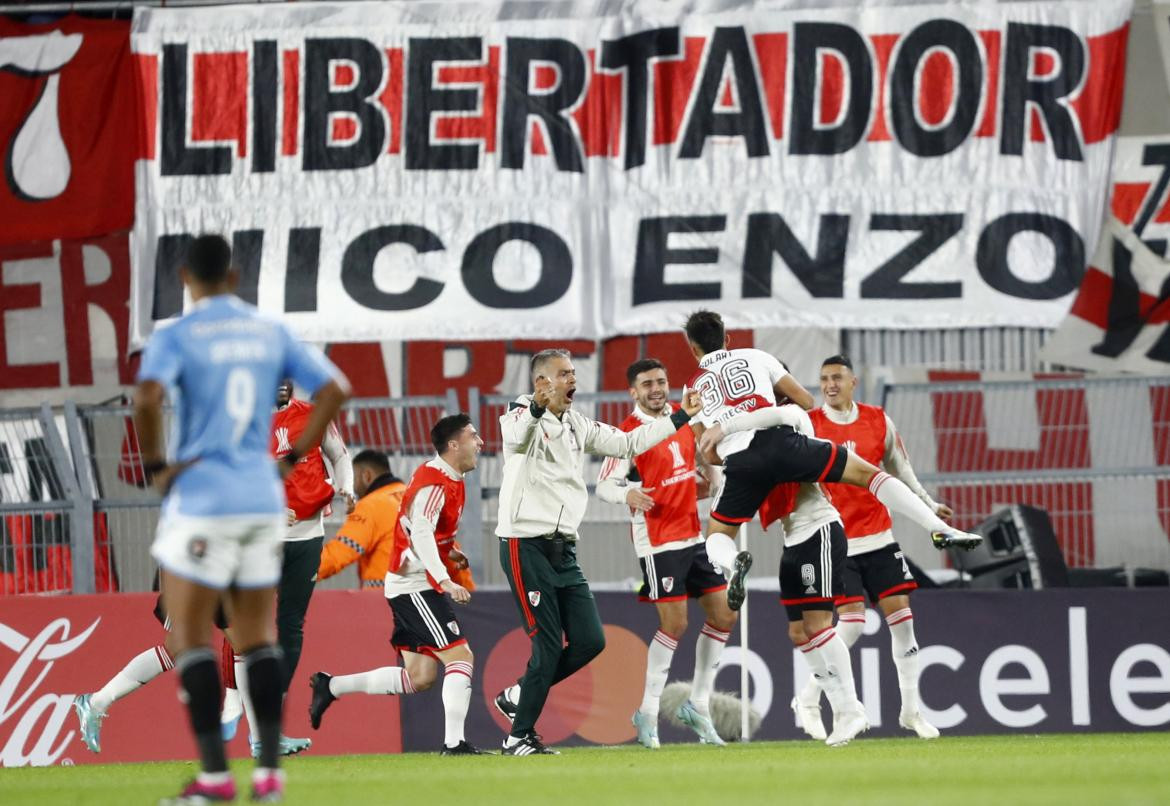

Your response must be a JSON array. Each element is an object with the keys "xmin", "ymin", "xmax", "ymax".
[
  {"xmin": 791, "ymin": 355, "xmax": 952, "ymax": 741},
  {"xmin": 684, "ymin": 310, "xmax": 981, "ymax": 617},
  {"xmin": 595, "ymin": 358, "xmax": 735, "ymax": 748},
  {"xmin": 493, "ymin": 349, "xmax": 702, "ymax": 756},
  {"xmin": 134, "ymin": 234, "xmax": 349, "ymax": 804},
  {"xmin": 308, "ymin": 415, "xmax": 484, "ymax": 755}
]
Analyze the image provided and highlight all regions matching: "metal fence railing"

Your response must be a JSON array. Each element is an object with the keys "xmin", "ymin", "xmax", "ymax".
[
  {"xmin": 3, "ymin": 374, "xmax": 1168, "ymax": 596},
  {"xmin": 882, "ymin": 374, "xmax": 1170, "ymax": 571}
]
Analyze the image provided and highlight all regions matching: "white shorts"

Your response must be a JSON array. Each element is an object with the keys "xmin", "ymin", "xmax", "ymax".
[{"xmin": 151, "ymin": 513, "xmax": 286, "ymax": 590}]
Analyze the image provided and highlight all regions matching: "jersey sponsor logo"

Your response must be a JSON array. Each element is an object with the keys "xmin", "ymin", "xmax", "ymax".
[
  {"xmin": 0, "ymin": 616, "xmax": 101, "ymax": 767},
  {"xmin": 528, "ymin": 591, "xmax": 541, "ymax": 607},
  {"xmin": 274, "ymin": 427, "xmax": 292, "ymax": 454},
  {"xmin": 447, "ymin": 621, "xmax": 460, "ymax": 635},
  {"xmin": 800, "ymin": 563, "xmax": 816, "ymax": 588},
  {"xmin": 661, "ymin": 576, "xmax": 674, "ymax": 593}
]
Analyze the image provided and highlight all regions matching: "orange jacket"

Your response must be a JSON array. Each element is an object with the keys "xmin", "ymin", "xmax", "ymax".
[{"xmin": 318, "ymin": 474, "xmax": 406, "ymax": 588}]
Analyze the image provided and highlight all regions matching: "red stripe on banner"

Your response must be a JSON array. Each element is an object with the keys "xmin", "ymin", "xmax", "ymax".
[
  {"xmin": 753, "ymin": 33, "xmax": 787, "ymax": 139},
  {"xmin": 1072, "ymin": 24, "xmax": 1129, "ymax": 144},
  {"xmin": 652, "ymin": 36, "xmax": 706, "ymax": 145},
  {"xmin": 380, "ymin": 48, "xmax": 404, "ymax": 154},
  {"xmin": 818, "ymin": 49, "xmax": 846, "ymax": 128},
  {"xmin": 530, "ymin": 123, "xmax": 548, "ymax": 156},
  {"xmin": 975, "ymin": 30, "xmax": 1000, "ymax": 138},
  {"xmin": 1069, "ymin": 268, "xmax": 1170, "ymax": 329},
  {"xmin": 867, "ymin": 34, "xmax": 898, "ymax": 142},
  {"xmin": 282, "ymin": 49, "xmax": 299, "ymax": 156},
  {"xmin": 918, "ymin": 50, "xmax": 956, "ymax": 129},
  {"xmin": 574, "ymin": 49, "xmax": 623, "ymax": 158},
  {"xmin": 191, "ymin": 52, "xmax": 248, "ymax": 157},
  {"xmin": 1156, "ymin": 193, "xmax": 1170, "ymax": 224},
  {"xmin": 134, "ymin": 53, "xmax": 158, "ymax": 160},
  {"xmin": 1109, "ymin": 184, "xmax": 1148, "ymax": 225},
  {"xmin": 432, "ymin": 46, "xmax": 495, "ymax": 154}
]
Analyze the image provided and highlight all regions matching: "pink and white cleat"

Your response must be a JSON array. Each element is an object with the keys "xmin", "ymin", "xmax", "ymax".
[
  {"xmin": 159, "ymin": 777, "xmax": 236, "ymax": 805},
  {"xmin": 250, "ymin": 769, "xmax": 285, "ymax": 803}
]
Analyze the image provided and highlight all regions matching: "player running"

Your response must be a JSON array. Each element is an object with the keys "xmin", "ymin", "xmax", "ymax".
[
  {"xmin": 308, "ymin": 414, "xmax": 485, "ymax": 755},
  {"xmin": 682, "ymin": 310, "xmax": 981, "ymax": 616},
  {"xmin": 595, "ymin": 358, "xmax": 736, "ymax": 748},
  {"xmin": 791, "ymin": 355, "xmax": 952, "ymax": 741},
  {"xmin": 135, "ymin": 234, "xmax": 349, "ymax": 804}
]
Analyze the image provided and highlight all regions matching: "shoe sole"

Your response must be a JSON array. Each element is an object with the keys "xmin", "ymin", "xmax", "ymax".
[
  {"xmin": 677, "ymin": 707, "xmax": 725, "ymax": 747},
  {"xmin": 790, "ymin": 698, "xmax": 827, "ymax": 741},
  {"xmin": 309, "ymin": 674, "xmax": 334, "ymax": 730},
  {"xmin": 726, "ymin": 553, "xmax": 753, "ymax": 611},
  {"xmin": 72, "ymin": 698, "xmax": 100, "ymax": 754}
]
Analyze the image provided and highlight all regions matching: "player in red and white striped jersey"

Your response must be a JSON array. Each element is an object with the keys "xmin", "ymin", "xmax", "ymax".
[
  {"xmin": 596, "ymin": 359, "xmax": 736, "ymax": 748},
  {"xmin": 793, "ymin": 355, "xmax": 955, "ymax": 741}
]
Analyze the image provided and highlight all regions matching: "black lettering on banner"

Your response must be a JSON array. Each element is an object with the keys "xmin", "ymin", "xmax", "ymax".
[
  {"xmin": 633, "ymin": 216, "xmax": 725, "ymax": 305},
  {"xmin": 1133, "ymin": 144, "xmax": 1170, "ymax": 238},
  {"xmin": 741, "ymin": 213, "xmax": 849, "ymax": 298},
  {"xmin": 600, "ymin": 27, "xmax": 681, "ymax": 170},
  {"xmin": 341, "ymin": 225, "xmax": 445, "ymax": 310},
  {"xmin": 1000, "ymin": 23, "xmax": 1085, "ymax": 161},
  {"xmin": 406, "ymin": 38, "xmax": 484, "ymax": 171},
  {"xmin": 252, "ymin": 41, "xmax": 279, "ymax": 173},
  {"xmin": 679, "ymin": 27, "xmax": 770, "ymax": 159},
  {"xmin": 790, "ymin": 22, "xmax": 873, "ymax": 155},
  {"xmin": 889, "ymin": 20, "xmax": 983, "ymax": 157},
  {"xmin": 1090, "ymin": 237, "xmax": 1170, "ymax": 362},
  {"xmin": 161, "ymin": 44, "xmax": 231, "ymax": 176},
  {"xmin": 231, "ymin": 231, "xmax": 265, "ymax": 305},
  {"xmin": 285, "ymin": 228, "xmax": 322, "ymax": 313},
  {"xmin": 976, "ymin": 213, "xmax": 1084, "ymax": 299},
  {"xmin": 461, "ymin": 223, "xmax": 573, "ymax": 308},
  {"xmin": 501, "ymin": 38, "xmax": 587, "ymax": 172},
  {"xmin": 303, "ymin": 38, "xmax": 387, "ymax": 171},
  {"xmin": 861, "ymin": 214, "xmax": 964, "ymax": 298}
]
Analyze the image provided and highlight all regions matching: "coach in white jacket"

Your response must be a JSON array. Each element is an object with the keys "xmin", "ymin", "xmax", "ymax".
[{"xmin": 493, "ymin": 348, "xmax": 701, "ymax": 755}]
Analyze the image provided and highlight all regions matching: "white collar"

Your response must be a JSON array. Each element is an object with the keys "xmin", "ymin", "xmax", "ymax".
[
  {"xmin": 429, "ymin": 455, "xmax": 464, "ymax": 480},
  {"xmin": 631, "ymin": 402, "xmax": 672, "ymax": 424},
  {"xmin": 822, "ymin": 401, "xmax": 859, "ymax": 425}
]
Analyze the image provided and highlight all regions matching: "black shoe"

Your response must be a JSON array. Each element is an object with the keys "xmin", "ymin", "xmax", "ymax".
[
  {"xmin": 726, "ymin": 551, "xmax": 753, "ymax": 611},
  {"xmin": 502, "ymin": 733, "xmax": 559, "ymax": 756},
  {"xmin": 308, "ymin": 672, "xmax": 336, "ymax": 730},
  {"xmin": 494, "ymin": 689, "xmax": 517, "ymax": 724},
  {"xmin": 441, "ymin": 740, "xmax": 490, "ymax": 756}
]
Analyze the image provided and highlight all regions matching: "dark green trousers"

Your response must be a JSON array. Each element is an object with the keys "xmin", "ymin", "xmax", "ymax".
[
  {"xmin": 499, "ymin": 536, "xmax": 606, "ymax": 738},
  {"xmin": 276, "ymin": 536, "xmax": 323, "ymax": 693}
]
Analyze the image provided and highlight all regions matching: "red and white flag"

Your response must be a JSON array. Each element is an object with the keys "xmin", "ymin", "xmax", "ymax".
[{"xmin": 1041, "ymin": 216, "xmax": 1170, "ymax": 372}]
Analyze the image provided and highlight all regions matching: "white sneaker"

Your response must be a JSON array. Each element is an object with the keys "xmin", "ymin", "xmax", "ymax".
[
  {"xmin": 825, "ymin": 709, "xmax": 869, "ymax": 747},
  {"xmin": 790, "ymin": 696, "xmax": 826, "ymax": 741},
  {"xmin": 899, "ymin": 711, "xmax": 940, "ymax": 739}
]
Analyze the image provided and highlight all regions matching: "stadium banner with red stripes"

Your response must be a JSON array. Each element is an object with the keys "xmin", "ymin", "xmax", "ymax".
[
  {"xmin": 128, "ymin": 0, "xmax": 1131, "ymax": 346},
  {"xmin": 0, "ymin": 16, "xmax": 137, "ymax": 245},
  {"xmin": 3, "ymin": 588, "xmax": 1168, "ymax": 766},
  {"xmin": 1041, "ymin": 216, "xmax": 1170, "ymax": 372}
]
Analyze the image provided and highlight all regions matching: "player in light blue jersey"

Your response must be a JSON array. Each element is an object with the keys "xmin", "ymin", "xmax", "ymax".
[{"xmin": 134, "ymin": 235, "xmax": 350, "ymax": 806}]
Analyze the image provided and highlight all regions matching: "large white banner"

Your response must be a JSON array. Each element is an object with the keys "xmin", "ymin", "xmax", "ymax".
[{"xmin": 129, "ymin": 0, "xmax": 1131, "ymax": 345}]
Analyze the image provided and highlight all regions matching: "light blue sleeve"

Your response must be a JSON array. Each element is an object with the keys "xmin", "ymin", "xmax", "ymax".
[
  {"xmin": 280, "ymin": 325, "xmax": 342, "ymax": 397},
  {"xmin": 136, "ymin": 326, "xmax": 182, "ymax": 386}
]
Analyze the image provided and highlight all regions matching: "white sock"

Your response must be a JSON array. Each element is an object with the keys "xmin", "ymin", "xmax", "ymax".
[
  {"xmin": 639, "ymin": 630, "xmax": 677, "ymax": 719},
  {"xmin": 798, "ymin": 612, "xmax": 865, "ymax": 706},
  {"xmin": 801, "ymin": 628, "xmax": 861, "ymax": 716},
  {"xmin": 221, "ymin": 686, "xmax": 242, "ymax": 724},
  {"xmin": 329, "ymin": 666, "xmax": 414, "ymax": 697},
  {"xmin": 91, "ymin": 645, "xmax": 172, "ymax": 713},
  {"xmin": 234, "ymin": 655, "xmax": 261, "ymax": 742},
  {"xmin": 886, "ymin": 608, "xmax": 921, "ymax": 715},
  {"xmin": 442, "ymin": 661, "xmax": 473, "ymax": 747},
  {"xmin": 691, "ymin": 623, "xmax": 730, "ymax": 717},
  {"xmin": 868, "ymin": 472, "xmax": 949, "ymax": 532},
  {"xmin": 705, "ymin": 533, "xmax": 739, "ymax": 575}
]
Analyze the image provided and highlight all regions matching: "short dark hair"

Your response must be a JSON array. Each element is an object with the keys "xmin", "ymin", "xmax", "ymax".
[
  {"xmin": 821, "ymin": 354, "xmax": 854, "ymax": 371},
  {"xmin": 626, "ymin": 358, "xmax": 666, "ymax": 387},
  {"xmin": 184, "ymin": 234, "xmax": 232, "ymax": 283},
  {"xmin": 431, "ymin": 413, "xmax": 472, "ymax": 453},
  {"xmin": 352, "ymin": 449, "xmax": 390, "ymax": 475},
  {"xmin": 530, "ymin": 348, "xmax": 571, "ymax": 382},
  {"xmin": 684, "ymin": 309, "xmax": 725, "ymax": 354}
]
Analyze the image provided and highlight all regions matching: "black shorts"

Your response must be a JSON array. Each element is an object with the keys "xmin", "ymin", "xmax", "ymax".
[
  {"xmin": 779, "ymin": 521, "xmax": 847, "ymax": 621},
  {"xmin": 839, "ymin": 543, "xmax": 918, "ymax": 605},
  {"xmin": 388, "ymin": 590, "xmax": 467, "ymax": 659},
  {"xmin": 712, "ymin": 427, "xmax": 849, "ymax": 526},
  {"xmin": 638, "ymin": 543, "xmax": 727, "ymax": 603},
  {"xmin": 152, "ymin": 570, "xmax": 230, "ymax": 630}
]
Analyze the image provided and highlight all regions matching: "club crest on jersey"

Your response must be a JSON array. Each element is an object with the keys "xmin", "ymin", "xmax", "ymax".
[
  {"xmin": 662, "ymin": 576, "xmax": 674, "ymax": 593},
  {"xmin": 447, "ymin": 621, "xmax": 460, "ymax": 635},
  {"xmin": 843, "ymin": 440, "xmax": 857, "ymax": 453},
  {"xmin": 528, "ymin": 591, "xmax": 541, "ymax": 607},
  {"xmin": 275, "ymin": 427, "xmax": 292, "ymax": 453}
]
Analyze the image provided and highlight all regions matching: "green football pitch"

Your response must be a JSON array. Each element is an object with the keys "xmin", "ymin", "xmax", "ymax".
[{"xmin": 2, "ymin": 734, "xmax": 1168, "ymax": 805}]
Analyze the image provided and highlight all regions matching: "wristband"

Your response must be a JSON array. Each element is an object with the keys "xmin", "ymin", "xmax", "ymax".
[
  {"xmin": 142, "ymin": 459, "xmax": 167, "ymax": 480},
  {"xmin": 529, "ymin": 401, "xmax": 547, "ymax": 419},
  {"xmin": 669, "ymin": 408, "xmax": 692, "ymax": 430}
]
